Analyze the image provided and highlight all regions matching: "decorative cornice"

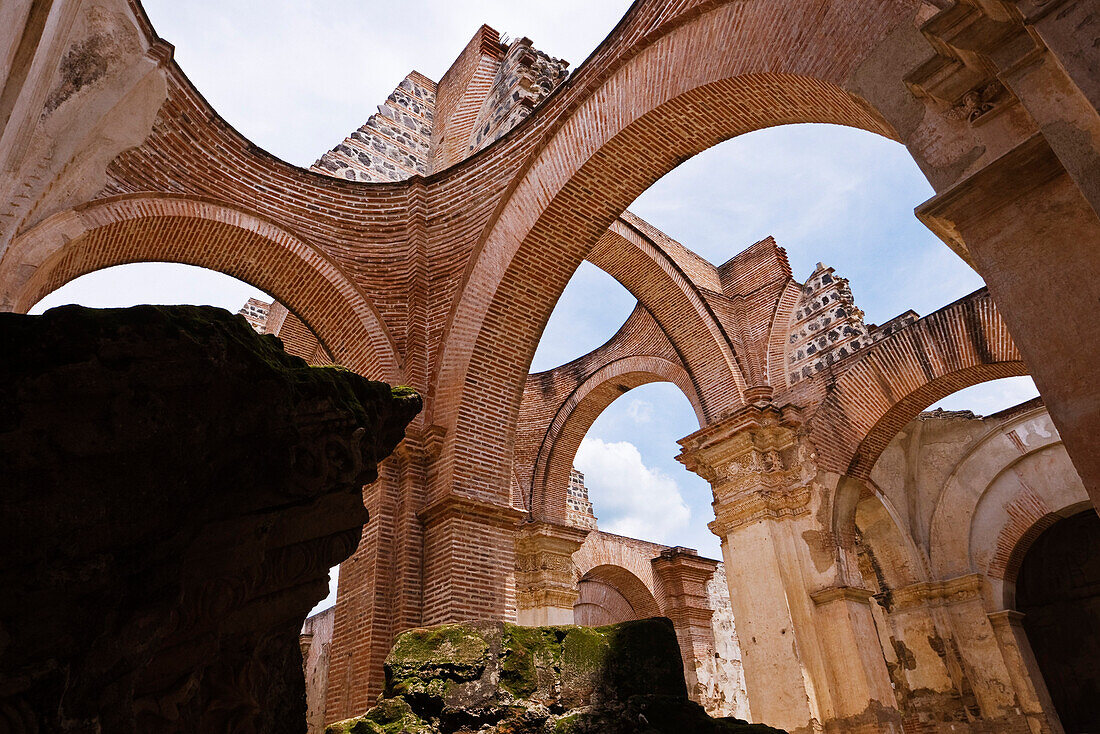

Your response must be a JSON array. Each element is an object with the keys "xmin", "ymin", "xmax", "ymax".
[
  {"xmin": 810, "ymin": 586, "xmax": 874, "ymax": 606},
  {"xmin": 514, "ymin": 521, "xmax": 588, "ymax": 605},
  {"xmin": 708, "ymin": 484, "xmax": 813, "ymax": 537},
  {"xmin": 516, "ymin": 587, "xmax": 579, "ymax": 610},
  {"xmin": 418, "ymin": 494, "xmax": 525, "ymax": 529},
  {"xmin": 888, "ymin": 574, "xmax": 984, "ymax": 611}
]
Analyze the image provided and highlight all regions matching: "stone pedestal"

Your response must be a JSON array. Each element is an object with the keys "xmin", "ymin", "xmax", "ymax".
[{"xmin": 515, "ymin": 520, "xmax": 590, "ymax": 625}]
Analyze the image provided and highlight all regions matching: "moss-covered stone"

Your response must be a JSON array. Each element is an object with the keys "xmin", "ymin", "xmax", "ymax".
[
  {"xmin": 325, "ymin": 698, "xmax": 430, "ymax": 734},
  {"xmin": 0, "ymin": 304, "xmax": 421, "ymax": 734},
  {"xmin": 385, "ymin": 623, "xmax": 491, "ymax": 702},
  {"xmin": 500, "ymin": 624, "xmax": 564, "ymax": 700},
  {"xmin": 354, "ymin": 618, "xmax": 788, "ymax": 733}
]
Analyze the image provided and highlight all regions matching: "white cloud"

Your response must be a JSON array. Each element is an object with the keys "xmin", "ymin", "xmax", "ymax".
[
  {"xmin": 308, "ymin": 564, "xmax": 339, "ymax": 617},
  {"xmin": 625, "ymin": 398, "xmax": 653, "ymax": 424},
  {"xmin": 574, "ymin": 437, "xmax": 690, "ymax": 542}
]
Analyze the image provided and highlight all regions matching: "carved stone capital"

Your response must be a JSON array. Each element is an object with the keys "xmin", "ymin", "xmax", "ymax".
[
  {"xmin": 678, "ymin": 404, "xmax": 816, "ymax": 535},
  {"xmin": 514, "ymin": 521, "xmax": 589, "ymax": 611}
]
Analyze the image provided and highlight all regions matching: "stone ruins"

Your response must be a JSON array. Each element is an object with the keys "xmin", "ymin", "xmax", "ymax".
[{"xmin": 3, "ymin": 1, "xmax": 1100, "ymax": 732}]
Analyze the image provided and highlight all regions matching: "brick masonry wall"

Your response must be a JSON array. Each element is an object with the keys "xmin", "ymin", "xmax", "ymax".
[{"xmin": 4, "ymin": 1, "xmax": 1078, "ymax": 729}]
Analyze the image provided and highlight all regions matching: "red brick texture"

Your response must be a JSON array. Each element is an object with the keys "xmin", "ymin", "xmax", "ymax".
[{"xmin": 6, "ymin": 0, "xmax": 1098, "ymax": 726}]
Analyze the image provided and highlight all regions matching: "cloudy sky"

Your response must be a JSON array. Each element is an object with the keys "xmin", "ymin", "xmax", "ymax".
[{"xmin": 34, "ymin": 1, "xmax": 1039, "ymax": 601}]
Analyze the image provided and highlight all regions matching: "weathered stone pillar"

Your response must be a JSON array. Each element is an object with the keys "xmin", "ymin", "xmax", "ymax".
[
  {"xmin": 910, "ymin": 1, "xmax": 1100, "ymax": 503},
  {"xmin": 988, "ymin": 609, "xmax": 1065, "ymax": 734},
  {"xmin": 651, "ymin": 546, "xmax": 720, "ymax": 704},
  {"xmin": 678, "ymin": 403, "xmax": 902, "ymax": 733},
  {"xmin": 515, "ymin": 520, "xmax": 590, "ymax": 625}
]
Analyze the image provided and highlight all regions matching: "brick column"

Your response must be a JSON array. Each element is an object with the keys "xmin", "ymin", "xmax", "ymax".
[
  {"xmin": 678, "ymin": 404, "xmax": 902, "ymax": 733},
  {"xmin": 324, "ymin": 432, "xmax": 430, "ymax": 723},
  {"xmin": 514, "ymin": 521, "xmax": 590, "ymax": 625},
  {"xmin": 651, "ymin": 546, "xmax": 720, "ymax": 704},
  {"xmin": 419, "ymin": 494, "xmax": 525, "ymax": 626}
]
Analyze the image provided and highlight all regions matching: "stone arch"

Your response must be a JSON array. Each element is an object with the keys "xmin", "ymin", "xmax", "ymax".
[
  {"xmin": 811, "ymin": 288, "xmax": 1026, "ymax": 487},
  {"xmin": 921, "ymin": 405, "xmax": 1090, "ymax": 609},
  {"xmin": 434, "ymin": 0, "xmax": 915, "ymax": 504},
  {"xmin": 1, "ymin": 195, "xmax": 401, "ymax": 380},
  {"xmin": 526, "ymin": 349, "xmax": 702, "ymax": 524}
]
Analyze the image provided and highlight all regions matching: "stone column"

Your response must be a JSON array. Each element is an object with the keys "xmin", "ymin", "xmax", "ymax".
[
  {"xmin": 651, "ymin": 546, "xmax": 720, "ymax": 703},
  {"xmin": 988, "ymin": 609, "xmax": 1065, "ymax": 734},
  {"xmin": 515, "ymin": 520, "xmax": 590, "ymax": 625},
  {"xmin": 678, "ymin": 403, "xmax": 902, "ymax": 733}
]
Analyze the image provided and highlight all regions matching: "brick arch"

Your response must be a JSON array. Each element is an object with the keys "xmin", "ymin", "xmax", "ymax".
[
  {"xmin": 574, "ymin": 564, "xmax": 662, "ymax": 625},
  {"xmin": 435, "ymin": 0, "xmax": 911, "ymax": 504},
  {"xmin": 585, "ymin": 216, "xmax": 744, "ymax": 421},
  {"xmin": 810, "ymin": 288, "xmax": 1027, "ymax": 486},
  {"xmin": 527, "ymin": 353, "xmax": 702, "ymax": 524},
  {"xmin": 765, "ymin": 280, "xmax": 807, "ymax": 392},
  {"xmin": 1, "ymin": 195, "xmax": 401, "ymax": 381}
]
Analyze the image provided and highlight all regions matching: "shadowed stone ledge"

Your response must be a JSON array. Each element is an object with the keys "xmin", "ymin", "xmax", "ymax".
[{"xmin": 0, "ymin": 305, "xmax": 421, "ymax": 734}]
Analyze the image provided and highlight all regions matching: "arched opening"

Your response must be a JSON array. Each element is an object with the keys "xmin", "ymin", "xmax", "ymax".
[
  {"xmin": 1, "ymin": 198, "xmax": 399, "ymax": 380},
  {"xmin": 1015, "ymin": 510, "xmax": 1100, "ymax": 733},
  {"xmin": 850, "ymin": 388, "xmax": 1084, "ymax": 732},
  {"xmin": 574, "ymin": 564, "xmax": 661, "ymax": 626},
  {"xmin": 531, "ymin": 263, "xmax": 636, "ymax": 373},
  {"xmin": 571, "ymin": 382, "xmax": 712, "ymax": 553}
]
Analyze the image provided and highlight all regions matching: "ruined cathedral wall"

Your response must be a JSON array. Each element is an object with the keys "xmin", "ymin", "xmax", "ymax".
[
  {"xmin": 702, "ymin": 563, "xmax": 750, "ymax": 720},
  {"xmin": 857, "ymin": 404, "xmax": 1082, "ymax": 732}
]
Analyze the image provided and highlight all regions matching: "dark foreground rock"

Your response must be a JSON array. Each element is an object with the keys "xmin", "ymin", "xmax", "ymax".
[
  {"xmin": 0, "ymin": 305, "xmax": 420, "ymax": 733},
  {"xmin": 327, "ymin": 618, "xmax": 785, "ymax": 734}
]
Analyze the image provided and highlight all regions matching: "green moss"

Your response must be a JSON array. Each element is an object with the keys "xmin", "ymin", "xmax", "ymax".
[
  {"xmin": 385, "ymin": 623, "xmax": 490, "ymax": 699},
  {"xmin": 500, "ymin": 624, "xmax": 563, "ymax": 698},
  {"xmin": 552, "ymin": 712, "xmax": 583, "ymax": 733},
  {"xmin": 561, "ymin": 626, "xmax": 610, "ymax": 676},
  {"xmin": 324, "ymin": 698, "xmax": 431, "ymax": 734}
]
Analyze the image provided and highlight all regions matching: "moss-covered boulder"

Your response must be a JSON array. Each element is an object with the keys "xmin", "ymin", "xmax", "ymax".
[{"xmin": 331, "ymin": 618, "xmax": 786, "ymax": 734}]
